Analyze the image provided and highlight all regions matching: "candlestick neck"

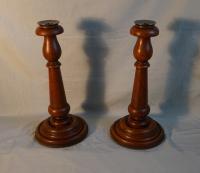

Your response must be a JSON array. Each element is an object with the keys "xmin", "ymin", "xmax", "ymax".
[
  {"xmin": 130, "ymin": 20, "xmax": 159, "ymax": 62},
  {"xmin": 36, "ymin": 20, "xmax": 64, "ymax": 62}
]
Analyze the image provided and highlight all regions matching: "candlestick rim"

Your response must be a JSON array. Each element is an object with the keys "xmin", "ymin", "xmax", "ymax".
[{"xmin": 38, "ymin": 20, "xmax": 59, "ymax": 28}]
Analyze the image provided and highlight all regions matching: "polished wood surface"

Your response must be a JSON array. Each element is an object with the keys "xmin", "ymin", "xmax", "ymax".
[
  {"xmin": 35, "ymin": 20, "xmax": 88, "ymax": 147},
  {"xmin": 110, "ymin": 20, "xmax": 165, "ymax": 149}
]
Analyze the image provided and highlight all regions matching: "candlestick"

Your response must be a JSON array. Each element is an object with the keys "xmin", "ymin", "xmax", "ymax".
[
  {"xmin": 35, "ymin": 20, "xmax": 88, "ymax": 147},
  {"xmin": 110, "ymin": 20, "xmax": 165, "ymax": 149}
]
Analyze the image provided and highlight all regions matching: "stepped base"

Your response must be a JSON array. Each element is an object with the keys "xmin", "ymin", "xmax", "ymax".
[
  {"xmin": 110, "ymin": 115, "xmax": 164, "ymax": 149},
  {"xmin": 35, "ymin": 114, "xmax": 88, "ymax": 148}
]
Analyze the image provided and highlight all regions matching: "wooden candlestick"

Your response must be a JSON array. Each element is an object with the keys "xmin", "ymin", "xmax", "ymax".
[
  {"xmin": 110, "ymin": 20, "xmax": 165, "ymax": 149},
  {"xmin": 35, "ymin": 20, "xmax": 88, "ymax": 147}
]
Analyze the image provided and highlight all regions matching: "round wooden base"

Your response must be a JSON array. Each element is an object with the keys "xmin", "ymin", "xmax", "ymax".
[
  {"xmin": 110, "ymin": 115, "xmax": 165, "ymax": 149},
  {"xmin": 35, "ymin": 114, "xmax": 88, "ymax": 148}
]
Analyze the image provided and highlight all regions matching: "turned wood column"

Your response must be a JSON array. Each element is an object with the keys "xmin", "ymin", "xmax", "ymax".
[
  {"xmin": 110, "ymin": 20, "xmax": 165, "ymax": 149},
  {"xmin": 35, "ymin": 20, "xmax": 88, "ymax": 147}
]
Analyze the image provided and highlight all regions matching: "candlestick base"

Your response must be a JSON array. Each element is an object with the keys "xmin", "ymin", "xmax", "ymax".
[
  {"xmin": 110, "ymin": 115, "xmax": 164, "ymax": 149},
  {"xmin": 35, "ymin": 114, "xmax": 88, "ymax": 148}
]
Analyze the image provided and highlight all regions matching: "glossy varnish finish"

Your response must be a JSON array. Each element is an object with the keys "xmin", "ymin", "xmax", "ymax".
[
  {"xmin": 35, "ymin": 20, "xmax": 88, "ymax": 147},
  {"xmin": 110, "ymin": 20, "xmax": 165, "ymax": 149}
]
